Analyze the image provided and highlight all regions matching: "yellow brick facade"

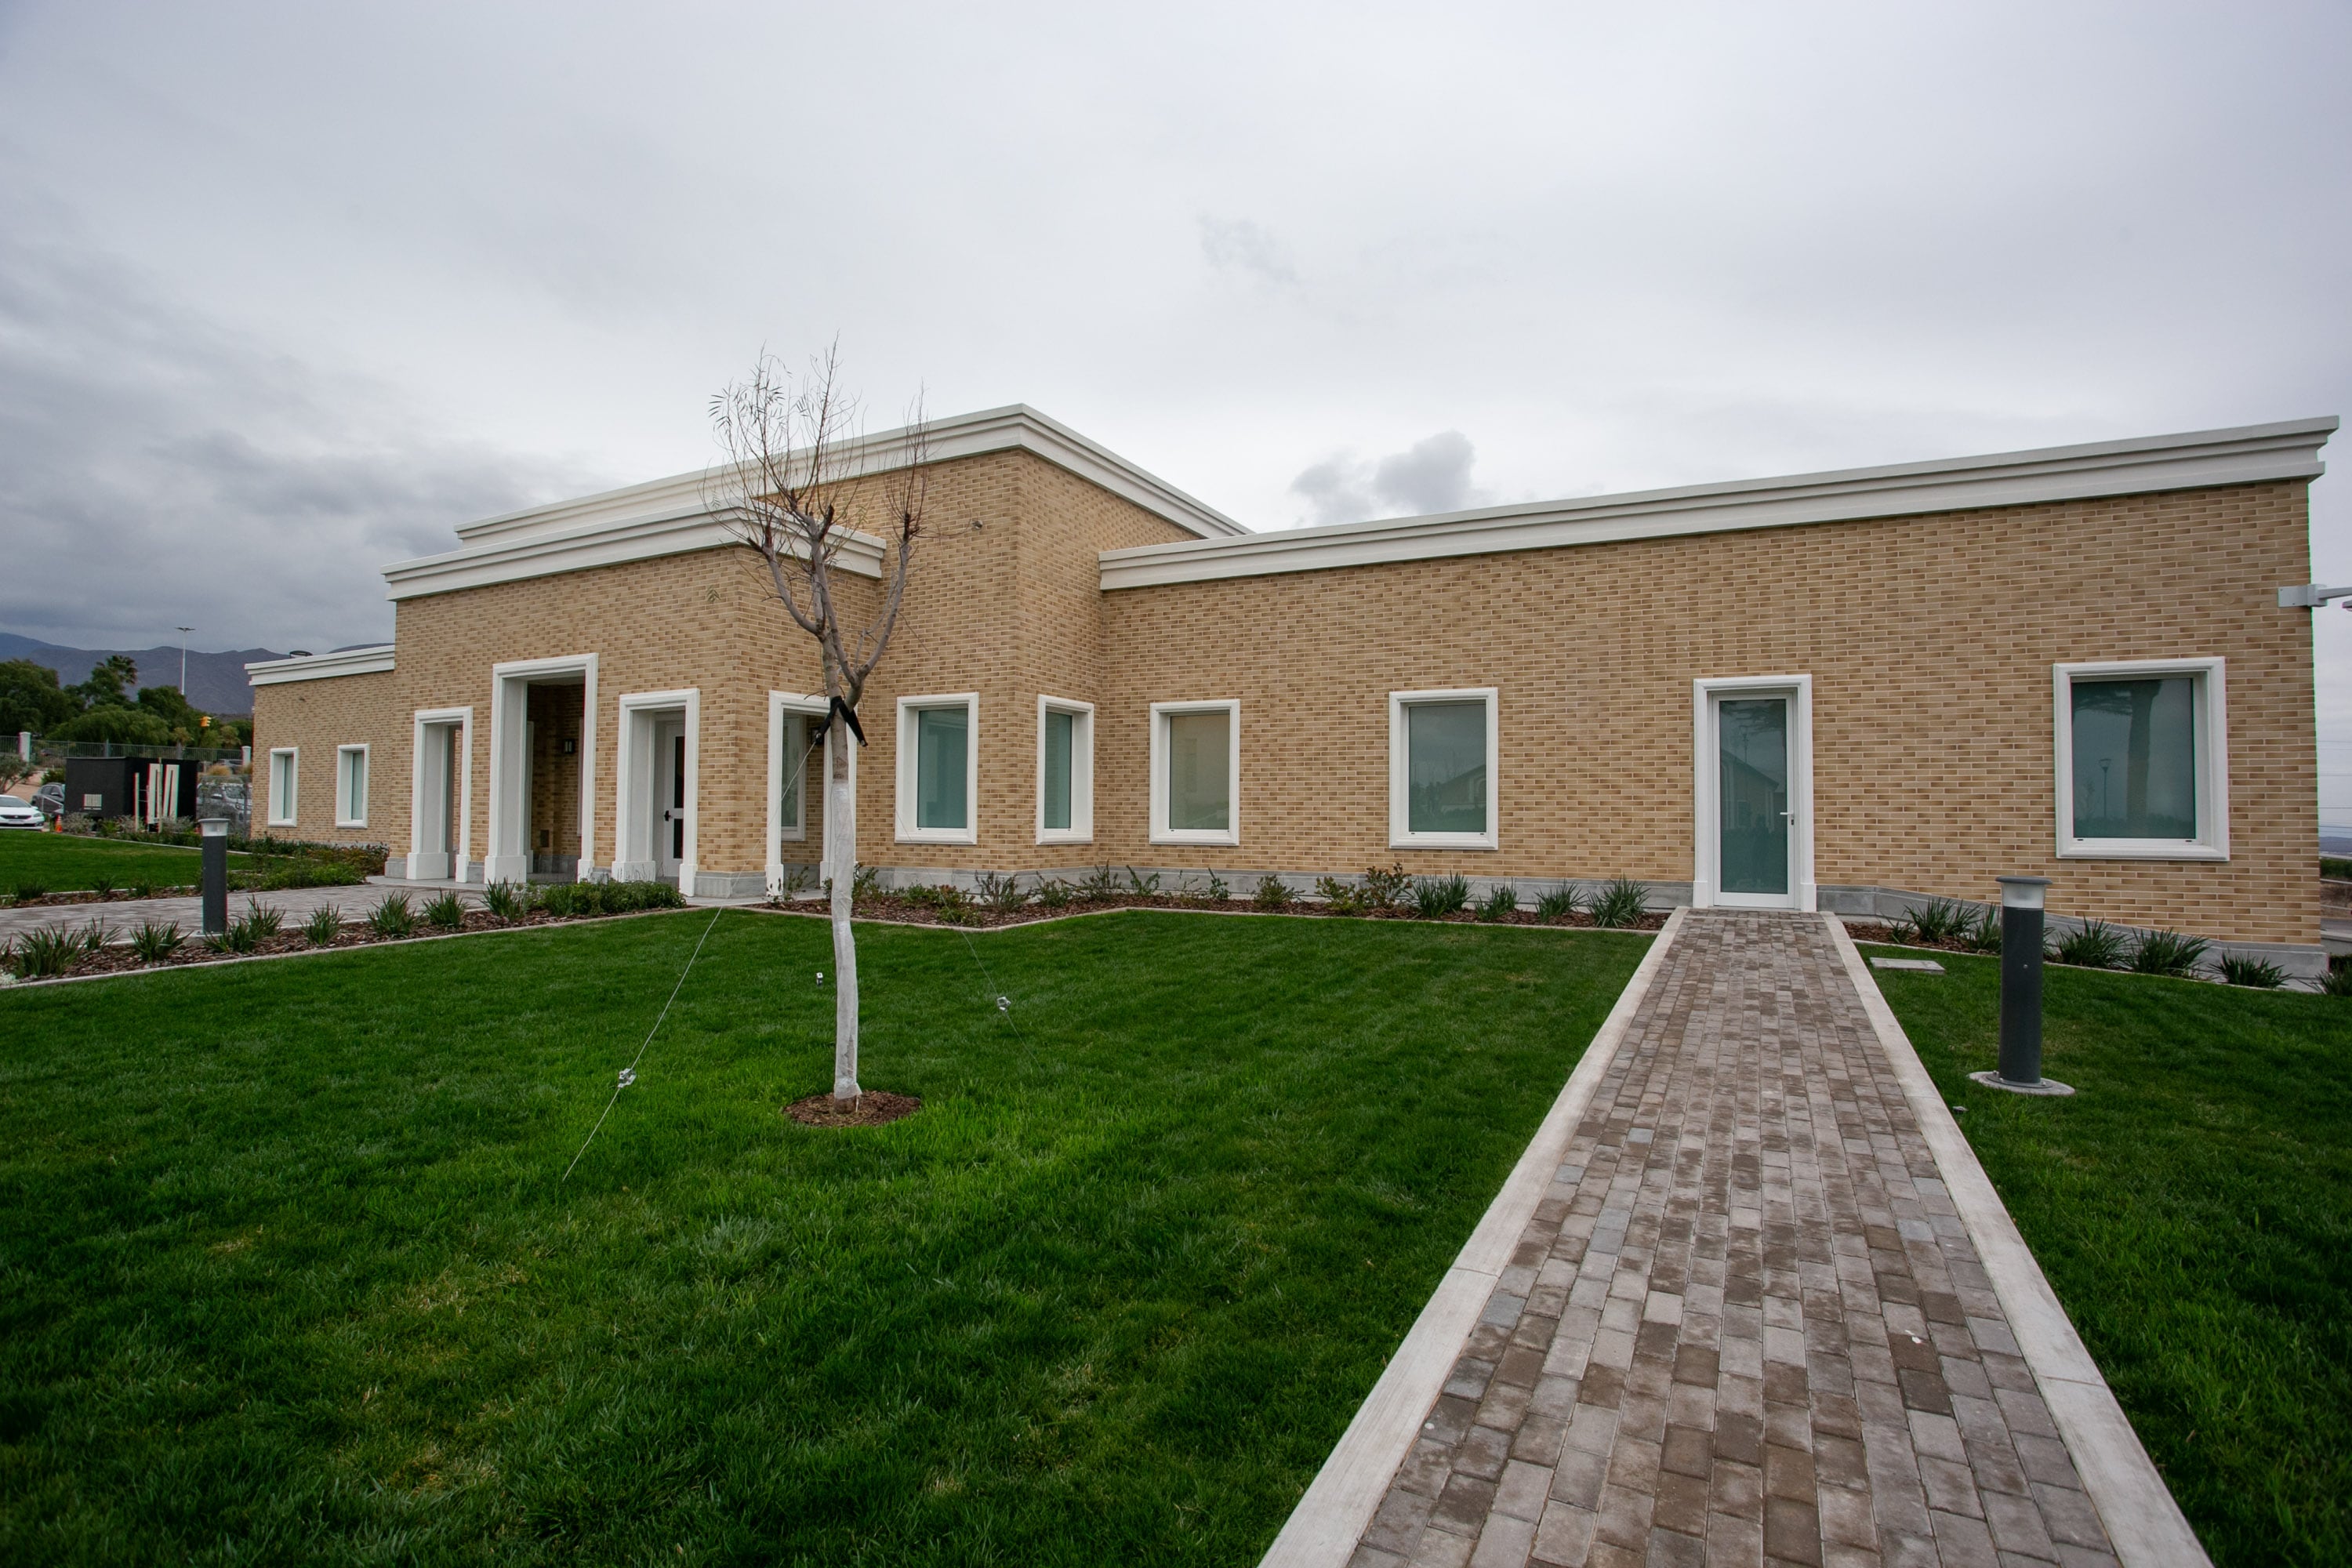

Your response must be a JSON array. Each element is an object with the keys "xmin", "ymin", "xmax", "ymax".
[{"xmin": 252, "ymin": 452, "xmax": 2321, "ymax": 949}]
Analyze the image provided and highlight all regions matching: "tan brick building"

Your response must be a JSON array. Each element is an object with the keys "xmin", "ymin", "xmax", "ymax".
[{"xmin": 249, "ymin": 407, "xmax": 2339, "ymax": 975}]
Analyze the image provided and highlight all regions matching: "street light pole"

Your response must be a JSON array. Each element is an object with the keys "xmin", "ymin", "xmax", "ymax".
[{"xmin": 177, "ymin": 627, "xmax": 194, "ymax": 695}]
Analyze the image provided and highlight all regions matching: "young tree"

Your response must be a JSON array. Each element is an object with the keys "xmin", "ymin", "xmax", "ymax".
[{"xmin": 709, "ymin": 349, "xmax": 928, "ymax": 1108}]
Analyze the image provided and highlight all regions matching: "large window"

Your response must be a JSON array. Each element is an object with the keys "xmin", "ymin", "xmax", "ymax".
[
  {"xmin": 895, "ymin": 693, "xmax": 978, "ymax": 844},
  {"xmin": 1388, "ymin": 688, "xmax": 1498, "ymax": 849},
  {"xmin": 1150, "ymin": 700, "xmax": 1239, "ymax": 846},
  {"xmin": 1036, "ymin": 696, "xmax": 1094, "ymax": 843},
  {"xmin": 2053, "ymin": 659, "xmax": 2227, "ymax": 860},
  {"xmin": 267, "ymin": 747, "xmax": 298, "ymax": 826},
  {"xmin": 335, "ymin": 744, "xmax": 368, "ymax": 827}
]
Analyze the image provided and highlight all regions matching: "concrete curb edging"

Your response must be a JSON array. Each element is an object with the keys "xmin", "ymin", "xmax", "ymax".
[
  {"xmin": 1824, "ymin": 913, "xmax": 2212, "ymax": 1568},
  {"xmin": 1257, "ymin": 906, "xmax": 1690, "ymax": 1568}
]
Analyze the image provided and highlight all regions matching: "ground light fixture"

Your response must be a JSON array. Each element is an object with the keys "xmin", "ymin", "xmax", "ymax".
[
  {"xmin": 200, "ymin": 816, "xmax": 230, "ymax": 935},
  {"xmin": 1971, "ymin": 876, "xmax": 2074, "ymax": 1097}
]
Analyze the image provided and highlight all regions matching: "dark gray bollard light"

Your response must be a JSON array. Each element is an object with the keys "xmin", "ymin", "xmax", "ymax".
[
  {"xmin": 1970, "ymin": 875, "xmax": 2074, "ymax": 1097},
  {"xmin": 200, "ymin": 815, "xmax": 230, "ymax": 936}
]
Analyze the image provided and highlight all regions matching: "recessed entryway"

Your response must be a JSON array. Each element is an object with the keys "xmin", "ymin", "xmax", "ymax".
[
  {"xmin": 486, "ymin": 654, "xmax": 597, "ymax": 885},
  {"xmin": 406, "ymin": 706, "xmax": 473, "ymax": 880},
  {"xmin": 1693, "ymin": 673, "xmax": 1813, "ymax": 912}
]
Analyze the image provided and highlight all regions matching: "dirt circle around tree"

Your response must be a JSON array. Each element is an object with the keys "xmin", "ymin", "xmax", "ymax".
[{"xmin": 784, "ymin": 1090, "xmax": 923, "ymax": 1129}]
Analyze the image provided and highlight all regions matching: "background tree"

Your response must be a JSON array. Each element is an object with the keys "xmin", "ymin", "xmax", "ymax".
[
  {"xmin": 69, "ymin": 655, "xmax": 140, "ymax": 711},
  {"xmin": 709, "ymin": 349, "xmax": 929, "ymax": 1109},
  {"xmin": 0, "ymin": 659, "xmax": 76, "ymax": 738}
]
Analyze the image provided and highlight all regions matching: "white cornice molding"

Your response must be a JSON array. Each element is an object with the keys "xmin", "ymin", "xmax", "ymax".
[
  {"xmin": 246, "ymin": 645, "xmax": 397, "ymax": 686},
  {"xmin": 382, "ymin": 505, "xmax": 887, "ymax": 601},
  {"xmin": 1098, "ymin": 416, "xmax": 2339, "ymax": 592}
]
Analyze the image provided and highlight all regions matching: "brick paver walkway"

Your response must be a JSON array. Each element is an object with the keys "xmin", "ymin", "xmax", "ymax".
[
  {"xmin": 0, "ymin": 881, "xmax": 480, "ymax": 944},
  {"xmin": 1351, "ymin": 912, "xmax": 2118, "ymax": 1568}
]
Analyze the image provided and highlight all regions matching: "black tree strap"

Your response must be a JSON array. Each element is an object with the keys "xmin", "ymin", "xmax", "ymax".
[{"xmin": 808, "ymin": 696, "xmax": 867, "ymax": 748}]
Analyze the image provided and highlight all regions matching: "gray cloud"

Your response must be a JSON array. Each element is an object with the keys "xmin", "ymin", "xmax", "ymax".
[
  {"xmin": 1199, "ymin": 217, "xmax": 1298, "ymax": 286},
  {"xmin": 1292, "ymin": 430, "xmax": 1483, "ymax": 525}
]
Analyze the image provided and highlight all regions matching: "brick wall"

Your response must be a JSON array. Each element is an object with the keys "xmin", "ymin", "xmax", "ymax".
[{"xmin": 250, "ymin": 669, "xmax": 401, "ymax": 844}]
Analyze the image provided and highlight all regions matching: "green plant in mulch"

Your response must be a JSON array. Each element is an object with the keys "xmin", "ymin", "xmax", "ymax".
[
  {"xmin": 1475, "ymin": 884, "xmax": 1520, "ymax": 923},
  {"xmin": 1958, "ymin": 906, "xmax": 2002, "ymax": 953},
  {"xmin": 1535, "ymin": 884, "xmax": 1583, "ymax": 923},
  {"xmin": 9, "ymin": 926, "xmax": 79, "ymax": 978},
  {"xmin": 1588, "ymin": 877, "xmax": 1648, "ymax": 928},
  {"xmin": 129, "ymin": 920, "xmax": 183, "ymax": 963},
  {"xmin": 1253, "ymin": 874, "xmax": 1293, "ymax": 911},
  {"xmin": 2323, "ymin": 956, "xmax": 2352, "ymax": 998},
  {"xmin": 125, "ymin": 877, "xmax": 158, "ymax": 901},
  {"xmin": 78, "ymin": 918, "xmax": 115, "ymax": 955},
  {"xmin": 1891, "ymin": 897, "xmax": 1975, "ymax": 946},
  {"xmin": 975, "ymin": 872, "xmax": 1029, "ymax": 913},
  {"xmin": 303, "ymin": 906, "xmax": 343, "ymax": 947},
  {"xmin": 1203, "ymin": 872, "xmax": 1229, "ymax": 902},
  {"xmin": 203, "ymin": 916, "xmax": 260, "ymax": 956},
  {"xmin": 241, "ymin": 900, "xmax": 284, "ymax": 940},
  {"xmin": 366, "ymin": 893, "xmax": 417, "ymax": 939},
  {"xmin": 423, "ymin": 892, "xmax": 467, "ymax": 931},
  {"xmin": 2218, "ymin": 953, "xmax": 2285, "ymax": 989},
  {"xmin": 91, "ymin": 876, "xmax": 117, "ymax": 901},
  {"xmin": 1358, "ymin": 864, "xmax": 1410, "ymax": 913},
  {"xmin": 1313, "ymin": 877, "xmax": 1360, "ymax": 915},
  {"xmin": 1124, "ymin": 866, "xmax": 1161, "ymax": 897},
  {"xmin": 2129, "ymin": 930, "xmax": 2209, "ymax": 978},
  {"xmin": 1410, "ymin": 875, "xmax": 1470, "ymax": 919},
  {"xmin": 1073, "ymin": 864, "xmax": 1121, "ymax": 901},
  {"xmin": 1033, "ymin": 878, "xmax": 1072, "ymax": 910},
  {"xmin": 482, "ymin": 882, "xmax": 534, "ymax": 924},
  {"xmin": 2049, "ymin": 920, "xmax": 2127, "ymax": 970},
  {"xmin": 9, "ymin": 879, "xmax": 49, "ymax": 904},
  {"xmin": 930, "ymin": 885, "xmax": 978, "ymax": 926}
]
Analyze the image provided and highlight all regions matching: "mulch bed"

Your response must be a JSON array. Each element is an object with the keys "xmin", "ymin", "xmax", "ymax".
[
  {"xmin": 784, "ymin": 1090, "xmax": 923, "ymax": 1128},
  {"xmin": 773, "ymin": 892, "xmax": 1671, "ymax": 934}
]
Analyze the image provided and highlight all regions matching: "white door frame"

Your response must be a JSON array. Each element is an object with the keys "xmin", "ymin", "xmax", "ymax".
[
  {"xmin": 767, "ymin": 690, "xmax": 834, "ymax": 895},
  {"xmin": 406, "ymin": 706, "xmax": 474, "ymax": 880},
  {"xmin": 1692, "ymin": 673, "xmax": 1814, "ymax": 912},
  {"xmin": 486, "ymin": 654, "xmax": 597, "ymax": 884},
  {"xmin": 614, "ymin": 687, "xmax": 699, "ymax": 887}
]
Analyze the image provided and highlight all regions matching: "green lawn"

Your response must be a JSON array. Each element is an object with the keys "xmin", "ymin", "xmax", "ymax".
[
  {"xmin": 0, "ymin": 832, "xmax": 254, "ymax": 894},
  {"xmin": 0, "ymin": 909, "xmax": 1649, "ymax": 1565},
  {"xmin": 1864, "ymin": 947, "xmax": 2351, "ymax": 1567}
]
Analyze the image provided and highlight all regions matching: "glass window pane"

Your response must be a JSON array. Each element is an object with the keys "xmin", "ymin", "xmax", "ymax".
[
  {"xmin": 1043, "ymin": 710, "xmax": 1073, "ymax": 830},
  {"xmin": 1717, "ymin": 699, "xmax": 1789, "ymax": 895},
  {"xmin": 779, "ymin": 716, "xmax": 803, "ymax": 830},
  {"xmin": 1165, "ymin": 710, "xmax": 1229, "ymax": 832},
  {"xmin": 1406, "ymin": 700, "xmax": 1487, "ymax": 834},
  {"xmin": 2071, "ymin": 677, "xmax": 2197, "ymax": 838},
  {"xmin": 916, "ymin": 706, "xmax": 969, "ymax": 830}
]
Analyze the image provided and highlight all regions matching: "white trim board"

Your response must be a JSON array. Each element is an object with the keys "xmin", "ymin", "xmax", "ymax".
[
  {"xmin": 1102, "ymin": 416, "xmax": 2338, "ymax": 590},
  {"xmin": 333, "ymin": 743, "xmax": 370, "ymax": 829},
  {"xmin": 1149, "ymin": 699, "xmax": 1241, "ymax": 847},
  {"xmin": 895, "ymin": 692, "xmax": 980, "ymax": 845},
  {"xmin": 1388, "ymin": 687, "xmax": 1499, "ymax": 851},
  {"xmin": 246, "ymin": 644, "xmax": 395, "ymax": 685},
  {"xmin": 2052, "ymin": 657, "xmax": 2229, "ymax": 862},
  {"xmin": 1693, "ymin": 674, "xmax": 1815, "ymax": 913},
  {"xmin": 1257, "ymin": 910, "xmax": 1687, "ymax": 1568},
  {"xmin": 1035, "ymin": 695, "xmax": 1096, "ymax": 845},
  {"xmin": 1824, "ymin": 915, "xmax": 2211, "ymax": 1568}
]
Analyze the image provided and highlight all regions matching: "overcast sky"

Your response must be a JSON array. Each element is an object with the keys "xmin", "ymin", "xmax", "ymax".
[{"xmin": 2, "ymin": 1, "xmax": 2347, "ymax": 822}]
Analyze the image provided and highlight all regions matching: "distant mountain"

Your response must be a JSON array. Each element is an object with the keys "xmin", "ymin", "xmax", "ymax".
[{"xmin": 0, "ymin": 633, "xmax": 283, "ymax": 717}]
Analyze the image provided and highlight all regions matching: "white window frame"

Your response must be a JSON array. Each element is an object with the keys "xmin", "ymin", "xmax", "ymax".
[
  {"xmin": 334, "ymin": 743, "xmax": 369, "ymax": 828},
  {"xmin": 895, "ymin": 692, "xmax": 979, "ymax": 845},
  {"xmin": 1036, "ymin": 695, "xmax": 1095, "ymax": 844},
  {"xmin": 1388, "ymin": 687, "xmax": 1499, "ymax": 850},
  {"xmin": 768, "ymin": 690, "xmax": 849, "ymax": 897},
  {"xmin": 267, "ymin": 746, "xmax": 299, "ymax": 827},
  {"xmin": 2053, "ymin": 657, "xmax": 2228, "ymax": 861},
  {"xmin": 1149, "ymin": 699, "xmax": 1240, "ymax": 847}
]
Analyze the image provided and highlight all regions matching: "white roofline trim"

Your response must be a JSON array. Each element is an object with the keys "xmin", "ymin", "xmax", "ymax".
[
  {"xmin": 247, "ymin": 645, "xmax": 397, "ymax": 685},
  {"xmin": 382, "ymin": 506, "xmax": 887, "ymax": 601},
  {"xmin": 1098, "ymin": 416, "xmax": 2339, "ymax": 592}
]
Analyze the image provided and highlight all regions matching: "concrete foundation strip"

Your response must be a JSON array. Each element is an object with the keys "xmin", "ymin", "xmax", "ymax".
[
  {"xmin": 1257, "ymin": 905, "xmax": 1690, "ymax": 1568},
  {"xmin": 1823, "ymin": 912, "xmax": 2210, "ymax": 1568}
]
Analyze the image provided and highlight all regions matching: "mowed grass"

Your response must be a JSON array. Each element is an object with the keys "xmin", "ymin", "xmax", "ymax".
[
  {"xmin": 1864, "ymin": 947, "xmax": 2352, "ymax": 1566},
  {"xmin": 0, "ymin": 831, "xmax": 252, "ymax": 892},
  {"xmin": 0, "ymin": 909, "xmax": 1648, "ymax": 1565}
]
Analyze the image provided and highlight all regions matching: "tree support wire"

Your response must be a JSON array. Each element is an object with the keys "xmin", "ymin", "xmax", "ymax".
[{"xmin": 561, "ymin": 908, "xmax": 725, "ymax": 1182}]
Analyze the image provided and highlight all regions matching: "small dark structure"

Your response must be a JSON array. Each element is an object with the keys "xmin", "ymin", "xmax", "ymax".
[{"xmin": 64, "ymin": 755, "xmax": 202, "ymax": 822}]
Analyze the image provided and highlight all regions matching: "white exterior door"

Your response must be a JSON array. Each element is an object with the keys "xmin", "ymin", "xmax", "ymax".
[
  {"xmin": 652, "ymin": 717, "xmax": 686, "ymax": 882},
  {"xmin": 1693, "ymin": 675, "xmax": 1813, "ymax": 913}
]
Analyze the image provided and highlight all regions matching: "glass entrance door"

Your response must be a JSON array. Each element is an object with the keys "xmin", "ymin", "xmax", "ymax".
[{"xmin": 1716, "ymin": 695, "xmax": 1792, "ymax": 906}]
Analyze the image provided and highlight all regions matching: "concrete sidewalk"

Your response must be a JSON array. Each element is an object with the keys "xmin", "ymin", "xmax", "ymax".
[{"xmin": 1267, "ymin": 910, "xmax": 2202, "ymax": 1568}]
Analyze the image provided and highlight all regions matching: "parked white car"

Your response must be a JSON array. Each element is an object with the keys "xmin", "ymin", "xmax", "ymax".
[{"xmin": 0, "ymin": 794, "xmax": 44, "ymax": 829}]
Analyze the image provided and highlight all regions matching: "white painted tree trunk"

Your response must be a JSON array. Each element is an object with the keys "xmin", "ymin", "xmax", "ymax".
[{"xmin": 825, "ymin": 735, "xmax": 861, "ymax": 1104}]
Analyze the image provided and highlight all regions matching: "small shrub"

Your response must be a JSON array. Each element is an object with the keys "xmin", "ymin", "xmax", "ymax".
[
  {"xmin": 1958, "ymin": 906, "xmax": 2002, "ymax": 953},
  {"xmin": 2130, "ymin": 930, "xmax": 2209, "ymax": 978},
  {"xmin": 1535, "ymin": 884, "xmax": 1582, "ymax": 923},
  {"xmin": 2217, "ymin": 953, "xmax": 2284, "ymax": 989},
  {"xmin": 126, "ymin": 877, "xmax": 158, "ymax": 900},
  {"xmin": 204, "ymin": 915, "xmax": 260, "ymax": 955},
  {"xmin": 535, "ymin": 881, "xmax": 584, "ymax": 918},
  {"xmin": 243, "ymin": 900, "xmax": 284, "ymax": 939},
  {"xmin": 1476, "ymin": 884, "xmax": 1520, "ymax": 922},
  {"xmin": 611, "ymin": 879, "xmax": 683, "ymax": 913},
  {"xmin": 423, "ymin": 891, "xmax": 467, "ymax": 931},
  {"xmin": 1204, "ymin": 872, "xmax": 1229, "ymax": 902},
  {"xmin": 1359, "ymin": 864, "xmax": 1410, "ymax": 913},
  {"xmin": 1033, "ymin": 878, "xmax": 1072, "ymax": 910},
  {"xmin": 975, "ymin": 871, "xmax": 1029, "ymax": 912},
  {"xmin": 2323, "ymin": 956, "xmax": 2352, "ymax": 998},
  {"xmin": 1125, "ymin": 866, "xmax": 1162, "ymax": 896},
  {"xmin": 367, "ymin": 893, "xmax": 417, "ymax": 938},
  {"xmin": 1589, "ymin": 877, "xmax": 1648, "ymax": 928},
  {"xmin": 303, "ymin": 906, "xmax": 343, "ymax": 946},
  {"xmin": 92, "ymin": 875, "xmax": 117, "ymax": 901},
  {"xmin": 1314, "ymin": 876, "xmax": 1361, "ymax": 915},
  {"xmin": 130, "ymin": 920, "xmax": 183, "ymax": 962},
  {"xmin": 776, "ymin": 866, "xmax": 815, "ymax": 896},
  {"xmin": 10, "ymin": 927, "xmax": 78, "ymax": 978},
  {"xmin": 1892, "ymin": 898, "xmax": 1973, "ymax": 946},
  {"xmin": 482, "ymin": 881, "xmax": 533, "ymax": 924},
  {"xmin": 931, "ymin": 884, "xmax": 978, "ymax": 925},
  {"xmin": 2049, "ymin": 920, "xmax": 2125, "ymax": 970},
  {"xmin": 1253, "ymin": 874, "xmax": 1294, "ymax": 911},
  {"xmin": 853, "ymin": 865, "xmax": 883, "ymax": 902},
  {"xmin": 900, "ymin": 884, "xmax": 940, "ymax": 908},
  {"xmin": 9, "ymin": 879, "xmax": 48, "ymax": 903},
  {"xmin": 1410, "ymin": 874, "xmax": 1471, "ymax": 918},
  {"xmin": 78, "ymin": 918, "xmax": 115, "ymax": 954}
]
